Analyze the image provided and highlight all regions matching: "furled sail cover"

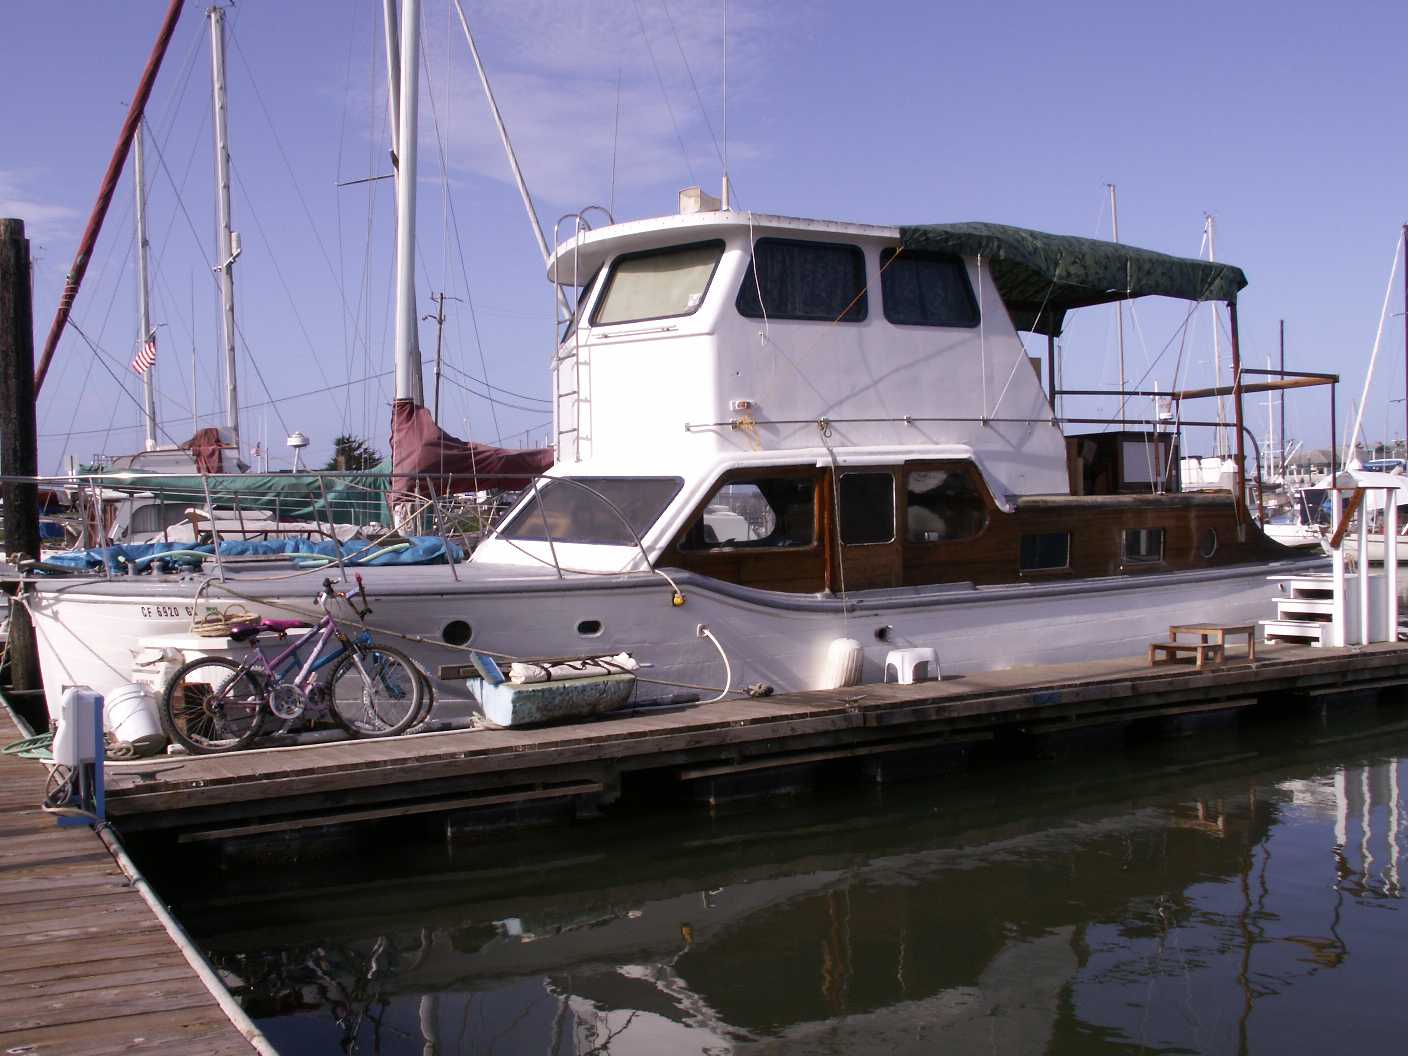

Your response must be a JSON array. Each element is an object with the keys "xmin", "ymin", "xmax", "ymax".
[
  {"xmin": 391, "ymin": 399, "xmax": 554, "ymax": 494},
  {"xmin": 899, "ymin": 222, "xmax": 1248, "ymax": 336}
]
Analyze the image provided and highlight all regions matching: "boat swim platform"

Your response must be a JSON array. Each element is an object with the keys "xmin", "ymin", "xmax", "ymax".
[
  {"xmin": 92, "ymin": 640, "xmax": 1408, "ymax": 838},
  {"xmin": 0, "ymin": 706, "xmax": 262, "ymax": 1054}
]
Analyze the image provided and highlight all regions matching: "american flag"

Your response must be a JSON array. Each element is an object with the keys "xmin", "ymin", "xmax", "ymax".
[{"xmin": 131, "ymin": 332, "xmax": 157, "ymax": 375}]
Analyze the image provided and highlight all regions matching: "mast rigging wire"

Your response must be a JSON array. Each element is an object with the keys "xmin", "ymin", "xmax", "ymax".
[
  {"xmin": 419, "ymin": 27, "xmax": 502, "ymax": 442},
  {"xmin": 631, "ymin": 0, "xmax": 697, "ymax": 187}
]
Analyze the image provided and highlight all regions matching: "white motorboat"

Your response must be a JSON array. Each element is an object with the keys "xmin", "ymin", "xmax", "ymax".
[{"xmin": 26, "ymin": 206, "xmax": 1321, "ymax": 719}]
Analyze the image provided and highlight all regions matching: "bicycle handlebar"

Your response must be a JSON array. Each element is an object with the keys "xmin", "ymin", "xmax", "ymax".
[{"xmin": 316, "ymin": 575, "xmax": 372, "ymax": 620}]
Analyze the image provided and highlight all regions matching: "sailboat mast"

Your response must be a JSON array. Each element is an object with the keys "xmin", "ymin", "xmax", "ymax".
[
  {"xmin": 1403, "ymin": 224, "xmax": 1407, "ymax": 454},
  {"xmin": 382, "ymin": 0, "xmax": 402, "ymax": 167},
  {"xmin": 133, "ymin": 124, "xmax": 157, "ymax": 451},
  {"xmin": 209, "ymin": 5, "xmax": 240, "ymax": 450},
  {"xmin": 1279, "ymin": 319, "xmax": 1286, "ymax": 476},
  {"xmin": 1108, "ymin": 184, "xmax": 1125, "ymax": 426},
  {"xmin": 392, "ymin": 0, "xmax": 422, "ymax": 404}
]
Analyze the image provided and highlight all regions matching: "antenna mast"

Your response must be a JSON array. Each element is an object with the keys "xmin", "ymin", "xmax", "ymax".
[
  {"xmin": 721, "ymin": 0, "xmax": 729, "ymax": 209},
  {"xmin": 1108, "ymin": 184, "xmax": 1124, "ymax": 426},
  {"xmin": 1205, "ymin": 213, "xmax": 1227, "ymax": 457}
]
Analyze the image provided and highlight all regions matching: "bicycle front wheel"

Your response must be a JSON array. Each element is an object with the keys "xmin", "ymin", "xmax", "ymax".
[
  {"xmin": 161, "ymin": 657, "xmax": 265, "ymax": 754},
  {"xmin": 328, "ymin": 644, "xmax": 423, "ymax": 737}
]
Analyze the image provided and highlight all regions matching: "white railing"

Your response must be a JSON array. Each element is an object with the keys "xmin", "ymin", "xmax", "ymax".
[{"xmin": 1327, "ymin": 484, "xmax": 1400, "ymax": 646}]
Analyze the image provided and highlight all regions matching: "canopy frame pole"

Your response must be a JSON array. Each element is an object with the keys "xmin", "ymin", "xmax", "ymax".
[
  {"xmin": 1229, "ymin": 299, "xmax": 1251, "ymax": 527},
  {"xmin": 1331, "ymin": 382, "xmax": 1339, "ymax": 479},
  {"xmin": 1046, "ymin": 333, "xmax": 1057, "ymax": 419}
]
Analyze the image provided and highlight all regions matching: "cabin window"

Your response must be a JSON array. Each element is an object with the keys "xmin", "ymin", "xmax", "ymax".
[
  {"xmin": 1020, "ymin": 532, "xmax": 1070, "ymax": 571},
  {"xmin": 880, "ymin": 249, "xmax": 979, "ymax": 328},
  {"xmin": 905, "ymin": 468, "xmax": 988, "ymax": 542},
  {"xmin": 681, "ymin": 476, "xmax": 816, "ymax": 550},
  {"xmin": 499, "ymin": 476, "xmax": 683, "ymax": 546},
  {"xmin": 839, "ymin": 472, "xmax": 895, "ymax": 545},
  {"xmin": 736, "ymin": 238, "xmax": 867, "ymax": 322},
  {"xmin": 129, "ymin": 502, "xmax": 195, "ymax": 536},
  {"xmin": 1124, "ymin": 527, "xmax": 1165, "ymax": 563},
  {"xmin": 591, "ymin": 241, "xmax": 723, "ymax": 326}
]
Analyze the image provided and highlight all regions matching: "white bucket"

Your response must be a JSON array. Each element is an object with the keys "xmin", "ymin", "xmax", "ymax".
[{"xmin": 104, "ymin": 682, "xmax": 163, "ymax": 744}]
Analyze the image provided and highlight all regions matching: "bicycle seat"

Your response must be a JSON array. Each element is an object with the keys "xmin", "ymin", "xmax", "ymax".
[{"xmin": 229, "ymin": 618, "xmax": 312, "ymax": 642}]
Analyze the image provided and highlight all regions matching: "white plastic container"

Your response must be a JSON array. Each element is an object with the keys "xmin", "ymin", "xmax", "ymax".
[
  {"xmin": 821, "ymin": 638, "xmax": 864, "ymax": 689},
  {"xmin": 104, "ymin": 682, "xmax": 163, "ymax": 744},
  {"xmin": 53, "ymin": 687, "xmax": 103, "ymax": 766}
]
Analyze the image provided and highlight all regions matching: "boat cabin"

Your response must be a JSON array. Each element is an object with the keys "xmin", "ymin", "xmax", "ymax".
[{"xmin": 473, "ymin": 206, "xmax": 1284, "ymax": 590}]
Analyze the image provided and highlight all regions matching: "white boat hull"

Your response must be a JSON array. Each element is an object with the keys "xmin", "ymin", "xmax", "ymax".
[{"xmin": 28, "ymin": 556, "xmax": 1323, "ymax": 721}]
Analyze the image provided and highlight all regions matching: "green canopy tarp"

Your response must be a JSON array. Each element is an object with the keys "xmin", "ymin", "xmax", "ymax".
[
  {"xmin": 90, "ymin": 460, "xmax": 392, "ymax": 527},
  {"xmin": 899, "ymin": 222, "xmax": 1247, "ymax": 336}
]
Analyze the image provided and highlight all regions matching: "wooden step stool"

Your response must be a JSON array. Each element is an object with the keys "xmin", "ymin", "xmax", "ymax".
[{"xmin": 1148, "ymin": 623, "xmax": 1257, "ymax": 670}]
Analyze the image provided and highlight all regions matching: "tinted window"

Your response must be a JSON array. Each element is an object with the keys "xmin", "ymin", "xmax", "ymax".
[
  {"xmin": 500, "ymin": 477, "xmax": 683, "ymax": 545},
  {"xmin": 905, "ymin": 468, "xmax": 987, "ymax": 542},
  {"xmin": 681, "ymin": 476, "xmax": 815, "ymax": 550},
  {"xmin": 1124, "ymin": 527, "xmax": 1165, "ymax": 563},
  {"xmin": 839, "ymin": 472, "xmax": 894, "ymax": 545},
  {"xmin": 592, "ymin": 242, "xmax": 723, "ymax": 326},
  {"xmin": 1020, "ymin": 532, "xmax": 1070, "ymax": 571},
  {"xmin": 881, "ymin": 249, "xmax": 979, "ymax": 328},
  {"xmin": 737, "ymin": 239, "xmax": 867, "ymax": 322}
]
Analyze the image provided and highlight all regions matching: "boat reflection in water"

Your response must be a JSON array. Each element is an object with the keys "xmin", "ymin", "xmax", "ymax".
[{"xmin": 157, "ymin": 710, "xmax": 1408, "ymax": 1054}]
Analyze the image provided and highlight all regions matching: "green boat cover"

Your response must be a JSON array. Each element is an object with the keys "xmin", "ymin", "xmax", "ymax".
[
  {"xmin": 899, "ymin": 222, "xmax": 1247, "ymax": 336},
  {"xmin": 89, "ymin": 460, "xmax": 391, "ymax": 526}
]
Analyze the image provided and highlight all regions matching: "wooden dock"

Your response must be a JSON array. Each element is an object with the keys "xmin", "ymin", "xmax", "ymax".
[
  {"xmin": 0, "ymin": 706, "xmax": 260, "ymax": 1054},
  {"xmin": 101, "ymin": 640, "xmax": 1408, "ymax": 838}
]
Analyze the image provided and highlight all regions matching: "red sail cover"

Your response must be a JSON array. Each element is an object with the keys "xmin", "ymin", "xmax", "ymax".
[
  {"xmin": 391, "ymin": 399, "xmax": 553, "ymax": 494},
  {"xmin": 180, "ymin": 427, "xmax": 227, "ymax": 475}
]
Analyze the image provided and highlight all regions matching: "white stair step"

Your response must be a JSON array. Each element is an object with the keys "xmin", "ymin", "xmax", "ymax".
[
  {"xmin": 1275, "ymin": 596, "xmax": 1335, "ymax": 616},
  {"xmin": 1261, "ymin": 619, "xmax": 1327, "ymax": 644}
]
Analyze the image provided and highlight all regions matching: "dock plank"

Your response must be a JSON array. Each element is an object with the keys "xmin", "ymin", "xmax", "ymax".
[
  {"xmin": 0, "ymin": 703, "xmax": 257, "ymax": 1053},
  {"xmin": 90, "ymin": 641, "xmax": 1408, "ymax": 836}
]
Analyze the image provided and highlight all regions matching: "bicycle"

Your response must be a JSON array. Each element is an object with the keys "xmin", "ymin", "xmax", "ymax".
[{"xmin": 160, "ymin": 574, "xmax": 425, "ymax": 754}]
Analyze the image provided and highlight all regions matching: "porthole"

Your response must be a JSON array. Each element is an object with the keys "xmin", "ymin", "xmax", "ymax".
[
  {"xmin": 577, "ymin": 619, "xmax": 603, "ymax": 637},
  {"xmin": 442, "ymin": 620, "xmax": 473, "ymax": 646},
  {"xmin": 1200, "ymin": 528, "xmax": 1218, "ymax": 559},
  {"xmin": 875, "ymin": 625, "xmax": 893, "ymax": 642}
]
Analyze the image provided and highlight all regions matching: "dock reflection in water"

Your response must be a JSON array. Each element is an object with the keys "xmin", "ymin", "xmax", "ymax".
[{"xmin": 155, "ymin": 708, "xmax": 1408, "ymax": 1055}]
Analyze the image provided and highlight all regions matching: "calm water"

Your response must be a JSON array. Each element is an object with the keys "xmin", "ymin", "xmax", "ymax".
[{"xmin": 150, "ymin": 702, "xmax": 1408, "ymax": 1055}]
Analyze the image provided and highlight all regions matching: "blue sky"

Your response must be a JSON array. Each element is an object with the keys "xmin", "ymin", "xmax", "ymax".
[{"xmin": 4, "ymin": 0, "xmax": 1406, "ymax": 473}]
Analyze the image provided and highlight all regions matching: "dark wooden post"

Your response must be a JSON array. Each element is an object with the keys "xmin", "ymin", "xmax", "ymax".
[{"xmin": 0, "ymin": 218, "xmax": 43, "ymax": 707}]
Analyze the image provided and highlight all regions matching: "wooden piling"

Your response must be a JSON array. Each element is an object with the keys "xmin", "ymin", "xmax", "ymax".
[{"xmin": 0, "ymin": 218, "xmax": 42, "ymax": 711}]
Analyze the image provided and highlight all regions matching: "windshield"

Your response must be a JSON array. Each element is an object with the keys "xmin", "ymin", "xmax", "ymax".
[
  {"xmin": 499, "ymin": 477, "xmax": 684, "ymax": 546},
  {"xmin": 591, "ymin": 241, "xmax": 723, "ymax": 326}
]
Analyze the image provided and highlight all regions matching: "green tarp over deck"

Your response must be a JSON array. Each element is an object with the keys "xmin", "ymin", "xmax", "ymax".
[
  {"xmin": 899, "ymin": 222, "xmax": 1248, "ymax": 336},
  {"xmin": 90, "ymin": 461, "xmax": 391, "ymax": 526}
]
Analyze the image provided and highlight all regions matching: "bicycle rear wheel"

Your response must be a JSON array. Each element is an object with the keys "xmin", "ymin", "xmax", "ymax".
[
  {"xmin": 327, "ymin": 644, "xmax": 423, "ymax": 737},
  {"xmin": 161, "ymin": 657, "xmax": 265, "ymax": 754}
]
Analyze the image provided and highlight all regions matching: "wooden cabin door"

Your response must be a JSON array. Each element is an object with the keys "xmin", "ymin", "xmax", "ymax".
[{"xmin": 826, "ymin": 469, "xmax": 902, "ymax": 591}]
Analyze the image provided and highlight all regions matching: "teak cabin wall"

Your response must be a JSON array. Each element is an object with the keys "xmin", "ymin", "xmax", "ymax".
[{"xmin": 661, "ymin": 463, "xmax": 1290, "ymax": 595}]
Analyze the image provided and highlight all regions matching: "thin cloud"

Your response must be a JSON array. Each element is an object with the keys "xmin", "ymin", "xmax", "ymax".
[
  {"xmin": 0, "ymin": 169, "xmax": 81, "ymax": 247},
  {"xmin": 384, "ymin": 0, "xmax": 779, "ymax": 211}
]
